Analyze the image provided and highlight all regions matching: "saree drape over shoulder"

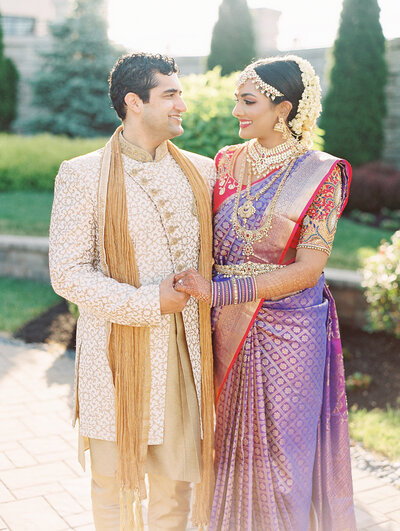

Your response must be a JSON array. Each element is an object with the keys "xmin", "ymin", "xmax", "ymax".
[{"xmin": 210, "ymin": 146, "xmax": 356, "ymax": 531}]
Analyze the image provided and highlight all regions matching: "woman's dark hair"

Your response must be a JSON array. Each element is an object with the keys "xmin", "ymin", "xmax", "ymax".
[
  {"xmin": 108, "ymin": 52, "xmax": 178, "ymax": 120},
  {"xmin": 253, "ymin": 59, "xmax": 304, "ymax": 124}
]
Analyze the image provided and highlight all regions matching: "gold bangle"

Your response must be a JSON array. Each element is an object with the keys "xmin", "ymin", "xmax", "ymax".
[
  {"xmin": 231, "ymin": 277, "xmax": 238, "ymax": 305},
  {"xmin": 253, "ymin": 275, "xmax": 258, "ymax": 300}
]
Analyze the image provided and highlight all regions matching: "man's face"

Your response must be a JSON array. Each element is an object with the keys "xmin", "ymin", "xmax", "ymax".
[{"xmin": 141, "ymin": 72, "xmax": 187, "ymax": 142}]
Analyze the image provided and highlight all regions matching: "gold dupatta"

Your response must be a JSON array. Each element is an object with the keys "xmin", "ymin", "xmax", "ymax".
[{"xmin": 101, "ymin": 126, "xmax": 214, "ymax": 528}]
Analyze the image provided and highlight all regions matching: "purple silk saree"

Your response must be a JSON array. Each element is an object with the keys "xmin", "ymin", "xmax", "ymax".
[{"xmin": 210, "ymin": 149, "xmax": 356, "ymax": 530}]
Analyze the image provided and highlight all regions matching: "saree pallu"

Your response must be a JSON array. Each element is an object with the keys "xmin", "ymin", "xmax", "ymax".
[{"xmin": 210, "ymin": 150, "xmax": 356, "ymax": 530}]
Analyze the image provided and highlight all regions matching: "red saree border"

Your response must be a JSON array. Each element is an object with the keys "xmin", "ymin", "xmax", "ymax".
[
  {"xmin": 278, "ymin": 158, "xmax": 352, "ymax": 265},
  {"xmin": 216, "ymin": 297, "xmax": 265, "ymax": 403}
]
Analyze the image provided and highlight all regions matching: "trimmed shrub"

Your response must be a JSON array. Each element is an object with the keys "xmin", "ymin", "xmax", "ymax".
[
  {"xmin": 362, "ymin": 230, "xmax": 400, "ymax": 338},
  {"xmin": 207, "ymin": 0, "xmax": 256, "ymax": 76},
  {"xmin": 346, "ymin": 162, "xmax": 400, "ymax": 213},
  {"xmin": 0, "ymin": 13, "xmax": 19, "ymax": 130},
  {"xmin": 0, "ymin": 134, "xmax": 106, "ymax": 191},
  {"xmin": 320, "ymin": 0, "xmax": 387, "ymax": 167}
]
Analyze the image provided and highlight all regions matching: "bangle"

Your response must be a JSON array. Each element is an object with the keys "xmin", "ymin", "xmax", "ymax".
[
  {"xmin": 211, "ymin": 276, "xmax": 258, "ymax": 307},
  {"xmin": 231, "ymin": 277, "xmax": 238, "ymax": 305},
  {"xmin": 253, "ymin": 276, "xmax": 258, "ymax": 300}
]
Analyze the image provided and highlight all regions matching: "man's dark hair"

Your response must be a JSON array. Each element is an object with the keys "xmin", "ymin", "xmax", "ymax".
[{"xmin": 108, "ymin": 52, "xmax": 178, "ymax": 120}]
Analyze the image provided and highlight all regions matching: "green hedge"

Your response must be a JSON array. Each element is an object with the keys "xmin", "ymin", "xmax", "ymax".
[
  {"xmin": 0, "ymin": 69, "xmax": 323, "ymax": 191},
  {"xmin": 0, "ymin": 134, "xmax": 106, "ymax": 191}
]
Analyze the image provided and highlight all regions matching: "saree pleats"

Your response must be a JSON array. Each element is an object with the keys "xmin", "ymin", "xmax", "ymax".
[{"xmin": 212, "ymin": 277, "xmax": 332, "ymax": 530}]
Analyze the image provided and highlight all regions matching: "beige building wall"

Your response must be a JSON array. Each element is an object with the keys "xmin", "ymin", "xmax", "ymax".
[
  {"xmin": 0, "ymin": 0, "xmax": 70, "ymax": 36},
  {"xmin": 0, "ymin": 0, "xmax": 74, "ymax": 128},
  {"xmin": 251, "ymin": 7, "xmax": 280, "ymax": 56}
]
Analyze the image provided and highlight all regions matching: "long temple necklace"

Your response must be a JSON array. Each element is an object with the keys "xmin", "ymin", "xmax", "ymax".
[{"xmin": 231, "ymin": 144, "xmax": 297, "ymax": 258}]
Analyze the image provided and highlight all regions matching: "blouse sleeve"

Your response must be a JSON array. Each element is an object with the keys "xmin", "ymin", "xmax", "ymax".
[{"xmin": 297, "ymin": 165, "xmax": 342, "ymax": 256}]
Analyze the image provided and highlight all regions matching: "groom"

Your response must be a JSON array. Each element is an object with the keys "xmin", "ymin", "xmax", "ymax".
[{"xmin": 49, "ymin": 52, "xmax": 215, "ymax": 530}]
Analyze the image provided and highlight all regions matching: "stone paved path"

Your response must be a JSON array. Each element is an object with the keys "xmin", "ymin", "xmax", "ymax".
[{"xmin": 0, "ymin": 337, "xmax": 399, "ymax": 530}]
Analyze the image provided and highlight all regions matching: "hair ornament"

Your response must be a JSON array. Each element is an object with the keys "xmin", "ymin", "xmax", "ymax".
[
  {"xmin": 266, "ymin": 55, "xmax": 322, "ymax": 148},
  {"xmin": 236, "ymin": 66, "xmax": 284, "ymax": 101},
  {"xmin": 238, "ymin": 55, "xmax": 322, "ymax": 149}
]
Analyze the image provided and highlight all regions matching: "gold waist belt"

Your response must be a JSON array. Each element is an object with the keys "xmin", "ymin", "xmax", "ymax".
[{"xmin": 214, "ymin": 262, "xmax": 285, "ymax": 278}]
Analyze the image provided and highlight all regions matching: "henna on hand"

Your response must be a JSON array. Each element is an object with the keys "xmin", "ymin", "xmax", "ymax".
[{"xmin": 174, "ymin": 269, "xmax": 212, "ymax": 305}]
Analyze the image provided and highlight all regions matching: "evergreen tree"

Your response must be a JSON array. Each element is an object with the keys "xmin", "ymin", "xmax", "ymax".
[
  {"xmin": 31, "ymin": 0, "xmax": 121, "ymax": 137},
  {"xmin": 207, "ymin": 0, "xmax": 256, "ymax": 76},
  {"xmin": 320, "ymin": 0, "xmax": 387, "ymax": 166},
  {"xmin": 0, "ymin": 13, "xmax": 19, "ymax": 131}
]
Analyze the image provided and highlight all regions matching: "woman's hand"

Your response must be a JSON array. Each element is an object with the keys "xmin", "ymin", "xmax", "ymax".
[{"xmin": 174, "ymin": 269, "xmax": 212, "ymax": 305}]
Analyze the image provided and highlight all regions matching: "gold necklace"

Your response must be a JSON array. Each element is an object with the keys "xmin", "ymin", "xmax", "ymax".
[
  {"xmin": 237, "ymin": 162, "xmax": 284, "ymax": 221},
  {"xmin": 231, "ymin": 144, "xmax": 297, "ymax": 258},
  {"xmin": 247, "ymin": 137, "xmax": 304, "ymax": 179}
]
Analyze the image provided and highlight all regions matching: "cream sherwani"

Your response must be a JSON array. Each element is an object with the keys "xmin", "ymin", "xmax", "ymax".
[{"xmin": 49, "ymin": 136, "xmax": 216, "ymax": 459}]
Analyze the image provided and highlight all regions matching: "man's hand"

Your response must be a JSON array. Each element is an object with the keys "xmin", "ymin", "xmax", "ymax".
[
  {"xmin": 160, "ymin": 273, "xmax": 190, "ymax": 314},
  {"xmin": 174, "ymin": 269, "xmax": 212, "ymax": 305}
]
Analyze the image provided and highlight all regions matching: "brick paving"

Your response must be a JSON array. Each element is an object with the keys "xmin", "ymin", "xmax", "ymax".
[{"xmin": 0, "ymin": 336, "xmax": 399, "ymax": 530}]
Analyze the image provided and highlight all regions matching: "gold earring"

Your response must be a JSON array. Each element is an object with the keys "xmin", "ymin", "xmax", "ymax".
[
  {"xmin": 273, "ymin": 116, "xmax": 290, "ymax": 140},
  {"xmin": 273, "ymin": 116, "xmax": 285, "ymax": 133}
]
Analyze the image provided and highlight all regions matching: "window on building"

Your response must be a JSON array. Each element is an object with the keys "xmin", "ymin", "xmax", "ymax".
[{"xmin": 1, "ymin": 16, "xmax": 36, "ymax": 37}]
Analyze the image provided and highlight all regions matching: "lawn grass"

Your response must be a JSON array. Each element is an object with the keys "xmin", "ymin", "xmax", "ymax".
[
  {"xmin": 0, "ymin": 191, "xmax": 53, "ymax": 236},
  {"xmin": 327, "ymin": 217, "xmax": 393, "ymax": 270},
  {"xmin": 349, "ymin": 405, "xmax": 400, "ymax": 461},
  {"xmin": 0, "ymin": 277, "xmax": 61, "ymax": 333}
]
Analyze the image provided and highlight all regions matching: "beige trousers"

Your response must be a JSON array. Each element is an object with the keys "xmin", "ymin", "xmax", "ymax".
[
  {"xmin": 89, "ymin": 438, "xmax": 192, "ymax": 530},
  {"xmin": 87, "ymin": 314, "xmax": 201, "ymax": 530}
]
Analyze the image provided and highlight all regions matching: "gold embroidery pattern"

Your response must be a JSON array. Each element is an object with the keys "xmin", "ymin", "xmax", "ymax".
[{"xmin": 49, "ymin": 147, "xmax": 216, "ymax": 443}]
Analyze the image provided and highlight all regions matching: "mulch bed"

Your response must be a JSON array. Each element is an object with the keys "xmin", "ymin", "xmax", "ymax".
[
  {"xmin": 14, "ymin": 302, "xmax": 400, "ymax": 411},
  {"xmin": 15, "ymin": 300, "xmax": 77, "ymax": 351}
]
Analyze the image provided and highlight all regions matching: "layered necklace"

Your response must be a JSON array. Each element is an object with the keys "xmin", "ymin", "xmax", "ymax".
[
  {"xmin": 247, "ymin": 137, "xmax": 303, "ymax": 179},
  {"xmin": 231, "ymin": 141, "xmax": 301, "ymax": 258}
]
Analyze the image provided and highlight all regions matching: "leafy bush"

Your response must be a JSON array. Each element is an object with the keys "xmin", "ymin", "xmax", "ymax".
[
  {"xmin": 0, "ymin": 68, "xmax": 325, "ymax": 190},
  {"xmin": 0, "ymin": 134, "xmax": 106, "ymax": 191},
  {"xmin": 346, "ymin": 162, "xmax": 400, "ymax": 213},
  {"xmin": 362, "ymin": 230, "xmax": 400, "ymax": 337},
  {"xmin": 174, "ymin": 68, "xmax": 241, "ymax": 157}
]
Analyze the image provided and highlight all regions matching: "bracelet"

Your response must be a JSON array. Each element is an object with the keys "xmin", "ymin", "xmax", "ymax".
[
  {"xmin": 211, "ymin": 276, "xmax": 258, "ymax": 307},
  {"xmin": 231, "ymin": 277, "xmax": 238, "ymax": 305}
]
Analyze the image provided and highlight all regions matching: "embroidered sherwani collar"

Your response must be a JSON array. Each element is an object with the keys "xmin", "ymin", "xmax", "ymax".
[{"xmin": 119, "ymin": 131, "xmax": 168, "ymax": 162}]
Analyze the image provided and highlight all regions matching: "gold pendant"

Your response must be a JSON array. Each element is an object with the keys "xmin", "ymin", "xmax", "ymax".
[{"xmin": 238, "ymin": 200, "xmax": 256, "ymax": 219}]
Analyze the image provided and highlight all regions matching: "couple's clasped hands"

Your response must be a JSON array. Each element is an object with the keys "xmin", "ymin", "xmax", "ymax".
[{"xmin": 159, "ymin": 270, "xmax": 210, "ymax": 314}]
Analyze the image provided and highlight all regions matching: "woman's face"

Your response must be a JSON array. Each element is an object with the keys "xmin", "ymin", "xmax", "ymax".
[{"xmin": 232, "ymin": 80, "xmax": 281, "ymax": 145}]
